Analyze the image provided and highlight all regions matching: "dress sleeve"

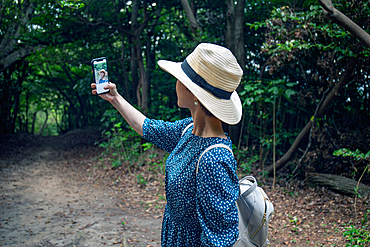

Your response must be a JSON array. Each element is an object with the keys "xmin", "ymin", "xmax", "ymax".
[
  {"xmin": 196, "ymin": 148, "xmax": 239, "ymax": 247},
  {"xmin": 142, "ymin": 117, "xmax": 193, "ymax": 153}
]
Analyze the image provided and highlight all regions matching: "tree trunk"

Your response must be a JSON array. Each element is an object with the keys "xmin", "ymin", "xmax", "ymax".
[
  {"xmin": 133, "ymin": 0, "xmax": 149, "ymax": 111},
  {"xmin": 225, "ymin": 0, "xmax": 235, "ymax": 54},
  {"xmin": 129, "ymin": 0, "xmax": 150, "ymax": 111},
  {"xmin": 264, "ymin": 61, "xmax": 356, "ymax": 174},
  {"xmin": 130, "ymin": 0, "xmax": 140, "ymax": 105},
  {"xmin": 31, "ymin": 111, "xmax": 37, "ymax": 134},
  {"xmin": 306, "ymin": 173, "xmax": 370, "ymax": 198},
  {"xmin": 233, "ymin": 0, "xmax": 245, "ymax": 70},
  {"xmin": 38, "ymin": 110, "xmax": 48, "ymax": 135},
  {"xmin": 180, "ymin": 0, "xmax": 202, "ymax": 37},
  {"xmin": 225, "ymin": 0, "xmax": 245, "ymax": 144},
  {"xmin": 10, "ymin": 64, "xmax": 26, "ymax": 133},
  {"xmin": 135, "ymin": 37, "xmax": 148, "ymax": 111},
  {"xmin": 144, "ymin": 4, "xmax": 160, "ymax": 111},
  {"xmin": 25, "ymin": 89, "xmax": 30, "ymax": 133},
  {"xmin": 0, "ymin": 67, "xmax": 17, "ymax": 134},
  {"xmin": 120, "ymin": 34, "xmax": 131, "ymax": 102}
]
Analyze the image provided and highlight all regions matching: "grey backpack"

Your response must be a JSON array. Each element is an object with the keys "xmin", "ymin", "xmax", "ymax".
[{"xmin": 197, "ymin": 144, "xmax": 274, "ymax": 247}]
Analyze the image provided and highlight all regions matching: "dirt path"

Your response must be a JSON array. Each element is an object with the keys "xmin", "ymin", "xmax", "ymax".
[
  {"xmin": 1, "ymin": 130, "xmax": 369, "ymax": 247},
  {"xmin": 0, "ymin": 133, "xmax": 162, "ymax": 247}
]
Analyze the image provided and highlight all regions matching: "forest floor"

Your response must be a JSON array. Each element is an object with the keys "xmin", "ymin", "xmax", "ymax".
[{"xmin": 0, "ymin": 128, "xmax": 369, "ymax": 247}]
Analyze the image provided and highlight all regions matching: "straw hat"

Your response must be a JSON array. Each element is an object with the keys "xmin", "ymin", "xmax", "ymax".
[
  {"xmin": 158, "ymin": 43, "xmax": 243, "ymax": 125},
  {"xmin": 99, "ymin": 69, "xmax": 107, "ymax": 77}
]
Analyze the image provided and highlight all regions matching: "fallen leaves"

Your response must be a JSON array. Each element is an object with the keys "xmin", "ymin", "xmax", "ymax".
[
  {"xmin": 55, "ymin": 144, "xmax": 369, "ymax": 247},
  {"xmin": 267, "ymin": 183, "xmax": 369, "ymax": 246}
]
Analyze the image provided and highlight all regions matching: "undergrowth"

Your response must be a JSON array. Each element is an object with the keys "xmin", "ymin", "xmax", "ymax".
[{"xmin": 334, "ymin": 148, "xmax": 370, "ymax": 246}]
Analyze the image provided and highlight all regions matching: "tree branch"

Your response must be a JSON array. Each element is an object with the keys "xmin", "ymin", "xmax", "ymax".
[
  {"xmin": 299, "ymin": 88, "xmax": 329, "ymax": 164},
  {"xmin": 0, "ymin": 1, "xmax": 37, "ymax": 71},
  {"xmin": 0, "ymin": 46, "xmax": 41, "ymax": 73},
  {"xmin": 318, "ymin": 0, "xmax": 370, "ymax": 48},
  {"xmin": 76, "ymin": 14, "xmax": 132, "ymax": 36},
  {"xmin": 264, "ymin": 59, "xmax": 356, "ymax": 174},
  {"xmin": 180, "ymin": 0, "xmax": 202, "ymax": 36}
]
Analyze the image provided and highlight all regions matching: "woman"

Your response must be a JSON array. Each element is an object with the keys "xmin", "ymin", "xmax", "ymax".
[
  {"xmin": 98, "ymin": 69, "xmax": 108, "ymax": 84},
  {"xmin": 91, "ymin": 43, "xmax": 243, "ymax": 246}
]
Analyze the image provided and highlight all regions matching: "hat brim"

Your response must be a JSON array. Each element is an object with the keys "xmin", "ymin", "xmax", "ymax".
[{"xmin": 158, "ymin": 60, "xmax": 242, "ymax": 125}]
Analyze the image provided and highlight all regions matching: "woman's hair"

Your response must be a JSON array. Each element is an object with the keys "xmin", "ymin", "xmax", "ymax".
[
  {"xmin": 199, "ymin": 101, "xmax": 215, "ymax": 117},
  {"xmin": 185, "ymin": 86, "xmax": 215, "ymax": 117}
]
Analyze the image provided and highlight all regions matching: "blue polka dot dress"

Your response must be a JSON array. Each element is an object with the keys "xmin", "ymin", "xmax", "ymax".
[{"xmin": 143, "ymin": 117, "xmax": 239, "ymax": 246}]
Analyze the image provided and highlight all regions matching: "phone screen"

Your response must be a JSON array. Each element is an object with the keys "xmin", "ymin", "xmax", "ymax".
[{"xmin": 92, "ymin": 57, "xmax": 109, "ymax": 94}]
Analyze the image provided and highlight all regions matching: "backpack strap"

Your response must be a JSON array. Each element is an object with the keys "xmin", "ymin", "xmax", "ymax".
[
  {"xmin": 239, "ymin": 176, "xmax": 257, "ymax": 197},
  {"xmin": 181, "ymin": 122, "xmax": 194, "ymax": 137},
  {"xmin": 197, "ymin": 145, "xmax": 258, "ymax": 196},
  {"xmin": 196, "ymin": 143, "xmax": 232, "ymax": 175}
]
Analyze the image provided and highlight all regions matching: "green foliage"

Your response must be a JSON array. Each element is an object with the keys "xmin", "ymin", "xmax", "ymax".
[
  {"xmin": 148, "ymin": 152, "xmax": 168, "ymax": 175},
  {"xmin": 58, "ymin": 0, "xmax": 85, "ymax": 9},
  {"xmin": 99, "ymin": 110, "xmax": 142, "ymax": 170},
  {"xmin": 343, "ymin": 211, "xmax": 370, "ymax": 247},
  {"xmin": 238, "ymin": 76, "xmax": 301, "ymax": 168},
  {"xmin": 249, "ymin": 4, "xmax": 358, "ymax": 59},
  {"xmin": 242, "ymin": 0, "xmax": 370, "ymax": 176},
  {"xmin": 333, "ymin": 148, "xmax": 370, "ymax": 197},
  {"xmin": 136, "ymin": 173, "xmax": 148, "ymax": 186},
  {"xmin": 1, "ymin": 0, "xmax": 369, "ymax": 183},
  {"xmin": 334, "ymin": 149, "xmax": 370, "ymax": 162},
  {"xmin": 334, "ymin": 149, "xmax": 370, "ymax": 245},
  {"xmin": 98, "ymin": 109, "xmax": 169, "ymax": 174},
  {"xmin": 289, "ymin": 215, "xmax": 298, "ymax": 225},
  {"xmin": 234, "ymin": 145, "xmax": 258, "ymax": 174},
  {"xmin": 241, "ymin": 155, "xmax": 259, "ymax": 174},
  {"xmin": 240, "ymin": 78, "xmax": 297, "ymax": 106}
]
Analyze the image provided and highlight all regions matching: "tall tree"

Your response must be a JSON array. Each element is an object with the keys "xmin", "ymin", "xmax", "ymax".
[{"xmin": 225, "ymin": 0, "xmax": 245, "ymax": 143}]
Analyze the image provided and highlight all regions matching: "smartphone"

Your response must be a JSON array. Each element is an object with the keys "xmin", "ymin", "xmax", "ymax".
[{"xmin": 91, "ymin": 57, "xmax": 110, "ymax": 95}]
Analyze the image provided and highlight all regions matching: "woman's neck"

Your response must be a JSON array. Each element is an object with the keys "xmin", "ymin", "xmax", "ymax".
[{"xmin": 191, "ymin": 110, "xmax": 227, "ymax": 139}]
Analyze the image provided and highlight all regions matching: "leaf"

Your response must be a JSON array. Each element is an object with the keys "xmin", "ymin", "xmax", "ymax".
[
  {"xmin": 286, "ymin": 82, "xmax": 297, "ymax": 87},
  {"xmin": 365, "ymin": 150, "xmax": 370, "ymax": 158},
  {"xmin": 284, "ymin": 89, "xmax": 296, "ymax": 98},
  {"xmin": 243, "ymin": 97, "xmax": 254, "ymax": 106},
  {"xmin": 268, "ymin": 86, "xmax": 279, "ymax": 94}
]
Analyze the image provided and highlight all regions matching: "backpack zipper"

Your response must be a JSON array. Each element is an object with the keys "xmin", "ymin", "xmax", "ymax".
[
  {"xmin": 259, "ymin": 187, "xmax": 271, "ymax": 201},
  {"xmin": 250, "ymin": 188, "xmax": 268, "ymax": 240},
  {"xmin": 250, "ymin": 213, "xmax": 266, "ymax": 239}
]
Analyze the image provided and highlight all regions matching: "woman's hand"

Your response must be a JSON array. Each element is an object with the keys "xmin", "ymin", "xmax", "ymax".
[{"xmin": 91, "ymin": 82, "xmax": 118, "ymax": 103}]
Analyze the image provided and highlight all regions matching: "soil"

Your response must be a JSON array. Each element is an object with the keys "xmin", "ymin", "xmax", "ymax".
[
  {"xmin": 0, "ymin": 129, "xmax": 162, "ymax": 247},
  {"xmin": 0, "ymin": 128, "xmax": 369, "ymax": 247}
]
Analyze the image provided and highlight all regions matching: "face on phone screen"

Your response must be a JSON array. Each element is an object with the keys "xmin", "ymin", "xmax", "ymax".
[{"xmin": 92, "ymin": 58, "xmax": 109, "ymax": 94}]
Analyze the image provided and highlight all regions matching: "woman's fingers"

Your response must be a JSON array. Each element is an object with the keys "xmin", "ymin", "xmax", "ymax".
[
  {"xmin": 91, "ymin": 83, "xmax": 97, "ymax": 95},
  {"xmin": 91, "ymin": 82, "xmax": 117, "ymax": 100},
  {"xmin": 103, "ymin": 83, "xmax": 115, "ymax": 89},
  {"xmin": 104, "ymin": 83, "xmax": 118, "ymax": 96}
]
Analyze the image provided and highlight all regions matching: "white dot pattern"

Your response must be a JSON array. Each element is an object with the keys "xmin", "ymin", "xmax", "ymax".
[{"xmin": 143, "ymin": 117, "xmax": 239, "ymax": 246}]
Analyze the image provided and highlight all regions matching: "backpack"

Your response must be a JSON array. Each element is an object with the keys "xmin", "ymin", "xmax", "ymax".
[
  {"xmin": 197, "ymin": 145, "xmax": 274, "ymax": 247},
  {"xmin": 182, "ymin": 123, "xmax": 274, "ymax": 246}
]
